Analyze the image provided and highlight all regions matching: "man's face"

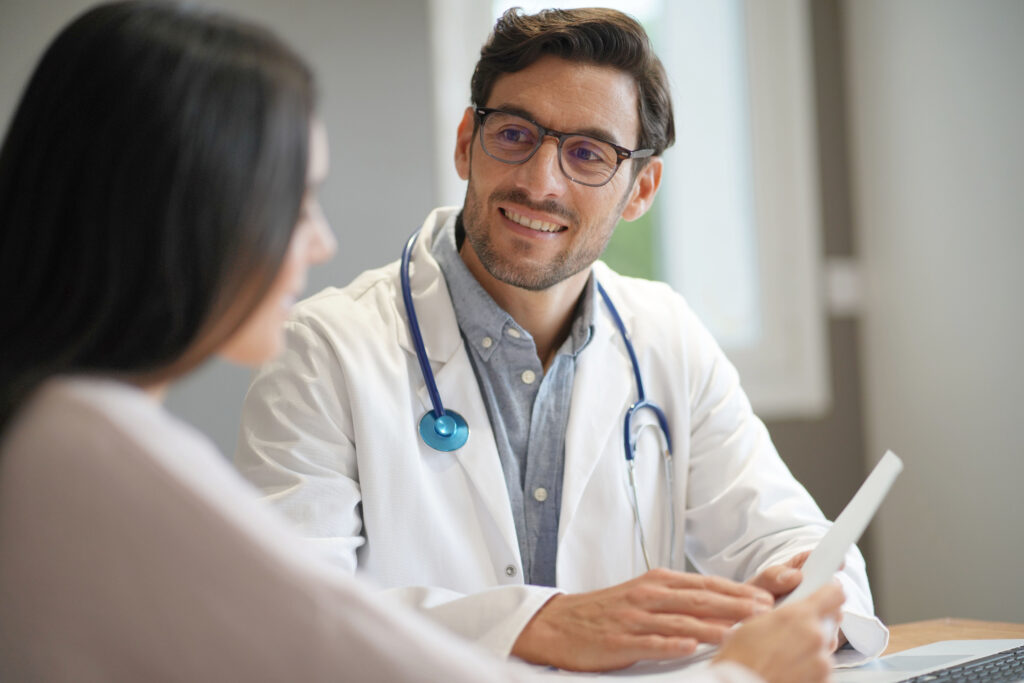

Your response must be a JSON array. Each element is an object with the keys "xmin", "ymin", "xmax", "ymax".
[{"xmin": 454, "ymin": 55, "xmax": 662, "ymax": 292}]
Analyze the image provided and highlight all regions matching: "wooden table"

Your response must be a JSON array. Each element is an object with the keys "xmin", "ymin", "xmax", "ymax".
[{"xmin": 885, "ymin": 618, "xmax": 1024, "ymax": 655}]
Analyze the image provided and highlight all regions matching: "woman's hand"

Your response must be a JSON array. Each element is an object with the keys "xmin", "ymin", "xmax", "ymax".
[{"xmin": 714, "ymin": 583, "xmax": 845, "ymax": 683}]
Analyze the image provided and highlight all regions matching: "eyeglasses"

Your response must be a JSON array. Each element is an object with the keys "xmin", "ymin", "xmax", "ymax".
[{"xmin": 473, "ymin": 107, "xmax": 654, "ymax": 187}]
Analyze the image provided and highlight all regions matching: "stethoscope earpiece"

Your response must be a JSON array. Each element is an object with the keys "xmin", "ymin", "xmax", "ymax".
[{"xmin": 418, "ymin": 409, "xmax": 469, "ymax": 452}]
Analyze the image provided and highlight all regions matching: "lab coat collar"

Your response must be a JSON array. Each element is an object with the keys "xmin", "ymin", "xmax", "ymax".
[
  {"xmin": 589, "ymin": 261, "xmax": 635, "ymax": 354},
  {"xmin": 396, "ymin": 207, "xmax": 463, "ymax": 364}
]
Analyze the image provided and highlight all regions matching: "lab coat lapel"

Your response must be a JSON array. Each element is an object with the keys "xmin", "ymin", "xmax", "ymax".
[
  {"xmin": 394, "ymin": 208, "xmax": 460, "ymax": 361},
  {"xmin": 559, "ymin": 275, "xmax": 634, "ymax": 549},
  {"xmin": 426, "ymin": 352, "xmax": 520, "ymax": 558},
  {"xmin": 397, "ymin": 209, "xmax": 520, "ymax": 560}
]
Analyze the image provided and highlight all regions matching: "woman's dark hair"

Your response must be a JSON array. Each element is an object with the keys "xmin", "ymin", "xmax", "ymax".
[
  {"xmin": 470, "ymin": 7, "xmax": 675, "ymax": 159},
  {"xmin": 0, "ymin": 1, "xmax": 316, "ymax": 427}
]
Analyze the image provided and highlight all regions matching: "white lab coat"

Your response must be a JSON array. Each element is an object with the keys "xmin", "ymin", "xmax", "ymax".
[{"xmin": 237, "ymin": 207, "xmax": 887, "ymax": 661}]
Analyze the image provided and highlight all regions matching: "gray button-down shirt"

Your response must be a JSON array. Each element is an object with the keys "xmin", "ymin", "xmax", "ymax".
[{"xmin": 431, "ymin": 215, "xmax": 595, "ymax": 587}]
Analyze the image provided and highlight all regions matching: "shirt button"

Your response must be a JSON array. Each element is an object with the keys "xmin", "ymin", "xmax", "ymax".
[
  {"xmin": 533, "ymin": 487, "xmax": 548, "ymax": 502},
  {"xmin": 481, "ymin": 336, "xmax": 493, "ymax": 349},
  {"xmin": 506, "ymin": 328, "xmax": 522, "ymax": 339},
  {"xmin": 505, "ymin": 565, "xmax": 517, "ymax": 577},
  {"xmin": 520, "ymin": 369, "xmax": 536, "ymax": 384}
]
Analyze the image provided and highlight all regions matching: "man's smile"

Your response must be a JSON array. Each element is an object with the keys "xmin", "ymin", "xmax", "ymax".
[{"xmin": 499, "ymin": 207, "xmax": 568, "ymax": 233}]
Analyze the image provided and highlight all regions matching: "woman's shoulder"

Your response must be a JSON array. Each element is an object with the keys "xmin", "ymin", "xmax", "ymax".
[
  {"xmin": 0, "ymin": 375, "xmax": 291, "ymax": 565},
  {"xmin": 8, "ymin": 376, "xmax": 201, "ymax": 446},
  {"xmin": 1, "ymin": 376, "xmax": 224, "ymax": 490}
]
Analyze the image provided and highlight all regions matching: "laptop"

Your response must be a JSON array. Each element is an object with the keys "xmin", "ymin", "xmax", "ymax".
[
  {"xmin": 541, "ymin": 640, "xmax": 1024, "ymax": 681},
  {"xmin": 833, "ymin": 639, "xmax": 1024, "ymax": 682}
]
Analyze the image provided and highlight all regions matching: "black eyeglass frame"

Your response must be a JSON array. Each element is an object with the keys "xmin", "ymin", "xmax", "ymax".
[{"xmin": 473, "ymin": 107, "xmax": 655, "ymax": 187}]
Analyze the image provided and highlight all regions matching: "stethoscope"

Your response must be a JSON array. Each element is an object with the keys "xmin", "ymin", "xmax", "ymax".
[{"xmin": 401, "ymin": 229, "xmax": 676, "ymax": 569}]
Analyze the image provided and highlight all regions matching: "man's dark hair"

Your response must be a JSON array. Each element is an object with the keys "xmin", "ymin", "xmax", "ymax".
[
  {"xmin": 470, "ymin": 7, "xmax": 675, "ymax": 158},
  {"xmin": 0, "ymin": 1, "xmax": 315, "ymax": 427}
]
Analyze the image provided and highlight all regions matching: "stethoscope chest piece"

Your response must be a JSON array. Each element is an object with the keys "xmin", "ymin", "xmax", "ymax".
[{"xmin": 418, "ymin": 409, "xmax": 469, "ymax": 451}]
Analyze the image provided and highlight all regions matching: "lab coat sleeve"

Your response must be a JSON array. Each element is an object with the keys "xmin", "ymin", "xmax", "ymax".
[
  {"xmin": 675, "ymin": 300, "xmax": 888, "ymax": 662},
  {"xmin": 234, "ymin": 313, "xmax": 561, "ymax": 658},
  {"xmin": 383, "ymin": 585, "xmax": 561, "ymax": 657},
  {"xmin": 235, "ymin": 315, "xmax": 364, "ymax": 572}
]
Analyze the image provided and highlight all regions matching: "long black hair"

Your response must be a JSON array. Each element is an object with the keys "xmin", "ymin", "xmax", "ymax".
[{"xmin": 0, "ymin": 1, "xmax": 316, "ymax": 428}]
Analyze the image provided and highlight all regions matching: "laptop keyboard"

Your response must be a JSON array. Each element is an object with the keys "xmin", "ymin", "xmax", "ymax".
[{"xmin": 900, "ymin": 643, "xmax": 1024, "ymax": 682}]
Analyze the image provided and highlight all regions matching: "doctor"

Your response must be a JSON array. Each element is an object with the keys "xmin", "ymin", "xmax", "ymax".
[{"xmin": 237, "ymin": 7, "xmax": 887, "ymax": 673}]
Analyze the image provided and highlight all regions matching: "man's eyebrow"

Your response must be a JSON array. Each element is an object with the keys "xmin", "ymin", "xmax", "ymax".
[{"xmin": 492, "ymin": 103, "xmax": 623, "ymax": 146}]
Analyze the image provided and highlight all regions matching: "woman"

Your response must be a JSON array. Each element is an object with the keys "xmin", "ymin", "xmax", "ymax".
[{"xmin": 0, "ymin": 3, "xmax": 841, "ymax": 681}]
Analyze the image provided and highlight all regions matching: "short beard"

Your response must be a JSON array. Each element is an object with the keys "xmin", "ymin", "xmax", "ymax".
[{"xmin": 460, "ymin": 173, "xmax": 629, "ymax": 292}]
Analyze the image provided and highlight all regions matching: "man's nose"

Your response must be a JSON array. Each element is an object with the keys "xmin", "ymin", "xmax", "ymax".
[{"xmin": 513, "ymin": 135, "xmax": 569, "ymax": 197}]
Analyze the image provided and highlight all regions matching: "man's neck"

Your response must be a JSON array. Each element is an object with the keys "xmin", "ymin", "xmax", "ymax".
[{"xmin": 459, "ymin": 239, "xmax": 589, "ymax": 371}]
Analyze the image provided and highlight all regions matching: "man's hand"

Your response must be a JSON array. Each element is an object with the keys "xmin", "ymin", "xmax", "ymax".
[
  {"xmin": 510, "ymin": 568, "xmax": 774, "ymax": 671},
  {"xmin": 714, "ymin": 582, "xmax": 845, "ymax": 683},
  {"xmin": 747, "ymin": 549, "xmax": 811, "ymax": 600},
  {"xmin": 748, "ymin": 551, "xmax": 847, "ymax": 651}
]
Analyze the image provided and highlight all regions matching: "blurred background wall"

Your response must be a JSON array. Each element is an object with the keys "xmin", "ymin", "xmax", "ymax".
[
  {"xmin": 842, "ymin": 0, "xmax": 1024, "ymax": 623},
  {"xmin": 1, "ymin": 0, "xmax": 1020, "ymax": 625}
]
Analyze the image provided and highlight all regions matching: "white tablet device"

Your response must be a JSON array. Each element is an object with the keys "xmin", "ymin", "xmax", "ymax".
[{"xmin": 778, "ymin": 450, "xmax": 903, "ymax": 606}]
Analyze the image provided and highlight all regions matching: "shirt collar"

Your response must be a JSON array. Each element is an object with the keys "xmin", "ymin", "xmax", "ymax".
[{"xmin": 431, "ymin": 213, "xmax": 595, "ymax": 362}]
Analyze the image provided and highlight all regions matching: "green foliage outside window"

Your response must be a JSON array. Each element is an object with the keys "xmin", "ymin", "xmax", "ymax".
[{"xmin": 600, "ymin": 197, "xmax": 661, "ymax": 281}]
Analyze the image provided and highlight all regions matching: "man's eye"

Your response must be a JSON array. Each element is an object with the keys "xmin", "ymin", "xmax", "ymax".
[
  {"xmin": 497, "ymin": 126, "xmax": 532, "ymax": 144},
  {"xmin": 571, "ymin": 147, "xmax": 597, "ymax": 161},
  {"xmin": 567, "ymin": 140, "xmax": 611, "ymax": 164}
]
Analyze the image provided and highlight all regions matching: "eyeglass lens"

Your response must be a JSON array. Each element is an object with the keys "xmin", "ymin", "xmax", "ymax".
[{"xmin": 480, "ymin": 111, "xmax": 620, "ymax": 186}]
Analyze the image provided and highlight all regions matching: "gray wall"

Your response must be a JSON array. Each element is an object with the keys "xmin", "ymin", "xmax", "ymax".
[
  {"xmin": 765, "ymin": 0, "xmax": 1024, "ymax": 625},
  {"xmin": 0, "ymin": 0, "xmax": 439, "ymax": 456},
  {"xmin": 843, "ymin": 0, "xmax": 1024, "ymax": 623}
]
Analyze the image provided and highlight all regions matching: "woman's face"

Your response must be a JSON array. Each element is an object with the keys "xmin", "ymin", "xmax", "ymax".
[{"xmin": 217, "ymin": 120, "xmax": 336, "ymax": 365}]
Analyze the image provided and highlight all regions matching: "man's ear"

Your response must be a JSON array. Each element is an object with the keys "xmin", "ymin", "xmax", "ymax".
[
  {"xmin": 620, "ymin": 157, "xmax": 663, "ymax": 222},
  {"xmin": 454, "ymin": 107, "xmax": 476, "ymax": 181}
]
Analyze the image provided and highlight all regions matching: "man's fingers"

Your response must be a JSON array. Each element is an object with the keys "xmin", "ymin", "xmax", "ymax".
[
  {"xmin": 622, "ymin": 634, "xmax": 700, "ymax": 662},
  {"xmin": 748, "ymin": 564, "xmax": 803, "ymax": 597},
  {"xmin": 631, "ymin": 612, "xmax": 731, "ymax": 643},
  {"xmin": 656, "ymin": 571, "xmax": 774, "ymax": 605},
  {"xmin": 648, "ymin": 588, "xmax": 771, "ymax": 622},
  {"xmin": 786, "ymin": 550, "xmax": 812, "ymax": 569}
]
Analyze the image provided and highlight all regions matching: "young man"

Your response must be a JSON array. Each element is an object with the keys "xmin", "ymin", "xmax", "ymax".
[{"xmin": 236, "ymin": 8, "xmax": 887, "ymax": 672}]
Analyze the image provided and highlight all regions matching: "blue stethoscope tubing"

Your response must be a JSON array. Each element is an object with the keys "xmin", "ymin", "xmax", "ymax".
[
  {"xmin": 596, "ymin": 283, "xmax": 677, "ymax": 570},
  {"xmin": 401, "ymin": 228, "xmax": 675, "ymax": 568},
  {"xmin": 401, "ymin": 230, "xmax": 470, "ymax": 451}
]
